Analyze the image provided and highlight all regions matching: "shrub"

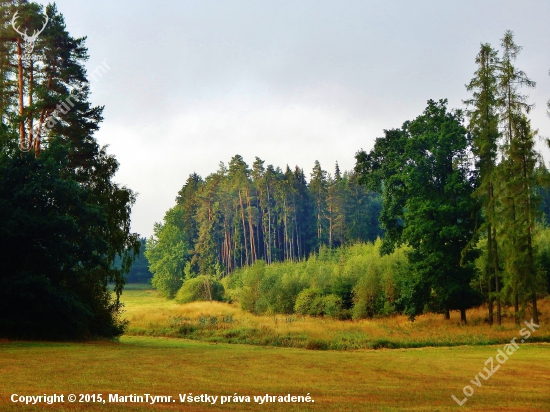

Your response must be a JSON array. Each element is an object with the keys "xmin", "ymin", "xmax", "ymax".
[
  {"xmin": 294, "ymin": 289, "xmax": 321, "ymax": 315},
  {"xmin": 294, "ymin": 289, "xmax": 343, "ymax": 317},
  {"xmin": 175, "ymin": 276, "xmax": 224, "ymax": 304},
  {"xmin": 322, "ymin": 294, "xmax": 343, "ymax": 317}
]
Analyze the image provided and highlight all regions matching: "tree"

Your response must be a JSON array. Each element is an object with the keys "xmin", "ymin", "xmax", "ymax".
[
  {"xmin": 309, "ymin": 160, "xmax": 329, "ymax": 249},
  {"xmin": 356, "ymin": 100, "xmax": 480, "ymax": 322},
  {"xmin": 0, "ymin": 1, "xmax": 139, "ymax": 339},
  {"xmin": 495, "ymin": 30, "xmax": 539, "ymax": 324},
  {"xmin": 114, "ymin": 238, "xmax": 153, "ymax": 284},
  {"xmin": 464, "ymin": 43, "xmax": 500, "ymax": 324},
  {"xmin": 146, "ymin": 213, "xmax": 189, "ymax": 298}
]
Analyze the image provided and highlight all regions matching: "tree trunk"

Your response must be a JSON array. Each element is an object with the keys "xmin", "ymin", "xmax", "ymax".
[
  {"xmin": 17, "ymin": 38, "xmax": 26, "ymax": 151},
  {"xmin": 493, "ymin": 226, "xmax": 501, "ymax": 325},
  {"xmin": 514, "ymin": 292, "xmax": 519, "ymax": 325},
  {"xmin": 460, "ymin": 308, "xmax": 467, "ymax": 324},
  {"xmin": 28, "ymin": 60, "xmax": 34, "ymax": 152},
  {"xmin": 532, "ymin": 292, "xmax": 539, "ymax": 324},
  {"xmin": 239, "ymin": 191, "xmax": 249, "ymax": 265},
  {"xmin": 487, "ymin": 222, "xmax": 494, "ymax": 325}
]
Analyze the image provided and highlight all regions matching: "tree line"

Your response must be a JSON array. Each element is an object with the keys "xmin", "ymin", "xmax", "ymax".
[
  {"xmin": 149, "ymin": 31, "xmax": 550, "ymax": 325},
  {"xmin": 0, "ymin": 1, "xmax": 139, "ymax": 339},
  {"xmin": 356, "ymin": 31, "xmax": 549, "ymax": 323},
  {"xmin": 145, "ymin": 159, "xmax": 383, "ymax": 298}
]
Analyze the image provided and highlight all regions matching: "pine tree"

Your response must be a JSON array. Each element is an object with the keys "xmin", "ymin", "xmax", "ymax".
[
  {"xmin": 309, "ymin": 160, "xmax": 329, "ymax": 249},
  {"xmin": 0, "ymin": 1, "xmax": 139, "ymax": 339}
]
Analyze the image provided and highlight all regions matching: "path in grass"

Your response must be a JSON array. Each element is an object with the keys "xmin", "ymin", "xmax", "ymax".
[{"xmin": 1, "ymin": 337, "xmax": 549, "ymax": 411}]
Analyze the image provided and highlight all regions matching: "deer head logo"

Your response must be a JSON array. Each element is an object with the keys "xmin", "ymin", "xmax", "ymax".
[{"xmin": 11, "ymin": 11, "xmax": 49, "ymax": 56}]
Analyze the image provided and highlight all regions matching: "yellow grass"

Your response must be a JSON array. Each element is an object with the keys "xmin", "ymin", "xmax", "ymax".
[
  {"xmin": 1, "ymin": 337, "xmax": 549, "ymax": 411},
  {"xmin": 2, "ymin": 285, "xmax": 549, "ymax": 410},
  {"xmin": 121, "ymin": 286, "xmax": 550, "ymax": 349}
]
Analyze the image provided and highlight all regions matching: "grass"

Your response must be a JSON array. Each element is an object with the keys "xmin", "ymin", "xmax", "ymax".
[
  {"xmin": 1, "ymin": 337, "xmax": 550, "ymax": 411},
  {"xmin": 2, "ymin": 284, "xmax": 550, "ymax": 411},
  {"xmin": 121, "ymin": 285, "xmax": 550, "ymax": 350}
]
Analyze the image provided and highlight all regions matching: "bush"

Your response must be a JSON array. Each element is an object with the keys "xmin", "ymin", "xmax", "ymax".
[
  {"xmin": 294, "ymin": 289, "xmax": 343, "ymax": 317},
  {"xmin": 294, "ymin": 289, "xmax": 321, "ymax": 315},
  {"xmin": 175, "ymin": 276, "xmax": 224, "ymax": 304},
  {"xmin": 322, "ymin": 294, "xmax": 343, "ymax": 317}
]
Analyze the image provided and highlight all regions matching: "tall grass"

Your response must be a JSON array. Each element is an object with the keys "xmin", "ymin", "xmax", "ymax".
[{"xmin": 121, "ymin": 286, "xmax": 550, "ymax": 350}]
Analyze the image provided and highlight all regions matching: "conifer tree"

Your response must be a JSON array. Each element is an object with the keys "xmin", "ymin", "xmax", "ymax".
[
  {"xmin": 0, "ymin": 1, "xmax": 139, "ymax": 339},
  {"xmin": 310, "ymin": 160, "xmax": 329, "ymax": 249},
  {"xmin": 495, "ymin": 30, "xmax": 539, "ymax": 324},
  {"xmin": 464, "ymin": 43, "xmax": 500, "ymax": 324}
]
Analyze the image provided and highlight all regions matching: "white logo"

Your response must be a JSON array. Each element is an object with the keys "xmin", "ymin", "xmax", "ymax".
[{"xmin": 11, "ymin": 11, "xmax": 49, "ymax": 61}]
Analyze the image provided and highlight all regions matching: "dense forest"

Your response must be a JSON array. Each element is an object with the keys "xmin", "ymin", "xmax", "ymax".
[
  {"xmin": 0, "ymin": 1, "xmax": 139, "ymax": 339},
  {"xmin": 1, "ymin": 0, "xmax": 549, "ymax": 342},
  {"xmin": 145, "ymin": 159, "xmax": 383, "ymax": 297},
  {"xmin": 148, "ymin": 30, "xmax": 550, "ymax": 325}
]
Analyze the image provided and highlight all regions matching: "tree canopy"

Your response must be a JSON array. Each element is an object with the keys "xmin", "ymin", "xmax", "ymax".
[
  {"xmin": 0, "ymin": 1, "xmax": 139, "ymax": 339},
  {"xmin": 355, "ymin": 99, "xmax": 481, "ymax": 321}
]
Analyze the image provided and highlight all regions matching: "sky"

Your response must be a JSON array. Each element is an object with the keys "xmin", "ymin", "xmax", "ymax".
[{"xmin": 35, "ymin": 0, "xmax": 550, "ymax": 238}]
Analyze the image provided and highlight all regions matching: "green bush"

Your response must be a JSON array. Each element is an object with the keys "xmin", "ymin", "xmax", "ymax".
[
  {"xmin": 322, "ymin": 294, "xmax": 343, "ymax": 317},
  {"xmin": 175, "ymin": 276, "xmax": 224, "ymax": 304},
  {"xmin": 294, "ymin": 289, "xmax": 343, "ymax": 317},
  {"xmin": 294, "ymin": 289, "xmax": 321, "ymax": 315},
  {"xmin": 225, "ymin": 242, "xmax": 411, "ymax": 318}
]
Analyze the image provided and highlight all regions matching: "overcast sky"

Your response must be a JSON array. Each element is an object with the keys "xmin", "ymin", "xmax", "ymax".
[{"xmin": 35, "ymin": 0, "xmax": 550, "ymax": 238}]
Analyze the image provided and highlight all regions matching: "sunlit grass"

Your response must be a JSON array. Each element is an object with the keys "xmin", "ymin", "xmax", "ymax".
[
  {"xmin": 1, "ymin": 337, "xmax": 549, "ymax": 411},
  {"xmin": 121, "ymin": 285, "xmax": 550, "ymax": 350}
]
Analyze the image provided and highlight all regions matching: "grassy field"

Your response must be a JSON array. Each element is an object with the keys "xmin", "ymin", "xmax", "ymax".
[
  {"xmin": 2, "ymin": 285, "xmax": 549, "ymax": 411},
  {"xmin": 1, "ymin": 337, "xmax": 550, "ymax": 411},
  {"xmin": 121, "ymin": 286, "xmax": 550, "ymax": 350}
]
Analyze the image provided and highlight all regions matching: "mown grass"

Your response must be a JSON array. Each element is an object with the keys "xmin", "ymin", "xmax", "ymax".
[
  {"xmin": 121, "ymin": 286, "xmax": 550, "ymax": 350},
  {"xmin": 1, "ymin": 337, "xmax": 549, "ymax": 411}
]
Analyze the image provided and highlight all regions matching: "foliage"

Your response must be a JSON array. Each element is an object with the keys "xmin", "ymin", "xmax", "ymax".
[
  {"xmin": 355, "ymin": 100, "xmax": 481, "ymax": 321},
  {"xmin": 145, "ymin": 220, "xmax": 188, "ymax": 298},
  {"xmin": 464, "ymin": 31, "xmax": 544, "ymax": 325},
  {"xmin": 0, "ymin": 1, "xmax": 139, "ymax": 339},
  {"xmin": 174, "ymin": 275, "xmax": 224, "ymax": 304},
  {"xmin": 225, "ymin": 241, "xmax": 409, "ymax": 318},
  {"xmin": 113, "ymin": 238, "xmax": 153, "ymax": 284},
  {"xmin": 148, "ymin": 155, "xmax": 383, "ymax": 290}
]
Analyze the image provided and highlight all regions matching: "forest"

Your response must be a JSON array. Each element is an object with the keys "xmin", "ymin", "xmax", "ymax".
[
  {"xmin": 0, "ymin": 0, "xmax": 549, "ymax": 342},
  {"xmin": 3, "ymin": 2, "xmax": 550, "ymax": 411},
  {"xmin": 146, "ymin": 31, "xmax": 550, "ymax": 326}
]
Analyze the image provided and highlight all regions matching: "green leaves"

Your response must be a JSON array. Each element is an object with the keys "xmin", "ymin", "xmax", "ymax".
[
  {"xmin": 355, "ymin": 99, "xmax": 480, "ymax": 321},
  {"xmin": 0, "ymin": 1, "xmax": 139, "ymax": 339}
]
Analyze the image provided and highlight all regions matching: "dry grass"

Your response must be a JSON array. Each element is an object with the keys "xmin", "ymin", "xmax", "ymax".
[
  {"xmin": 2, "ymin": 286, "xmax": 549, "ymax": 411},
  {"xmin": 1, "ymin": 337, "xmax": 549, "ymax": 411},
  {"xmin": 121, "ymin": 286, "xmax": 550, "ymax": 350}
]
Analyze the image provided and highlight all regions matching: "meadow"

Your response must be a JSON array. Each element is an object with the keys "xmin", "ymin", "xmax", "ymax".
[
  {"xmin": 122, "ymin": 285, "xmax": 550, "ymax": 350},
  {"xmin": 2, "ymin": 285, "xmax": 550, "ymax": 411},
  {"xmin": 1, "ymin": 337, "xmax": 549, "ymax": 411}
]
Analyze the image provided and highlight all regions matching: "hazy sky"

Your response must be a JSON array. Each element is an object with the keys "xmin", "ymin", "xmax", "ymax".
[{"xmin": 36, "ymin": 0, "xmax": 550, "ymax": 238}]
